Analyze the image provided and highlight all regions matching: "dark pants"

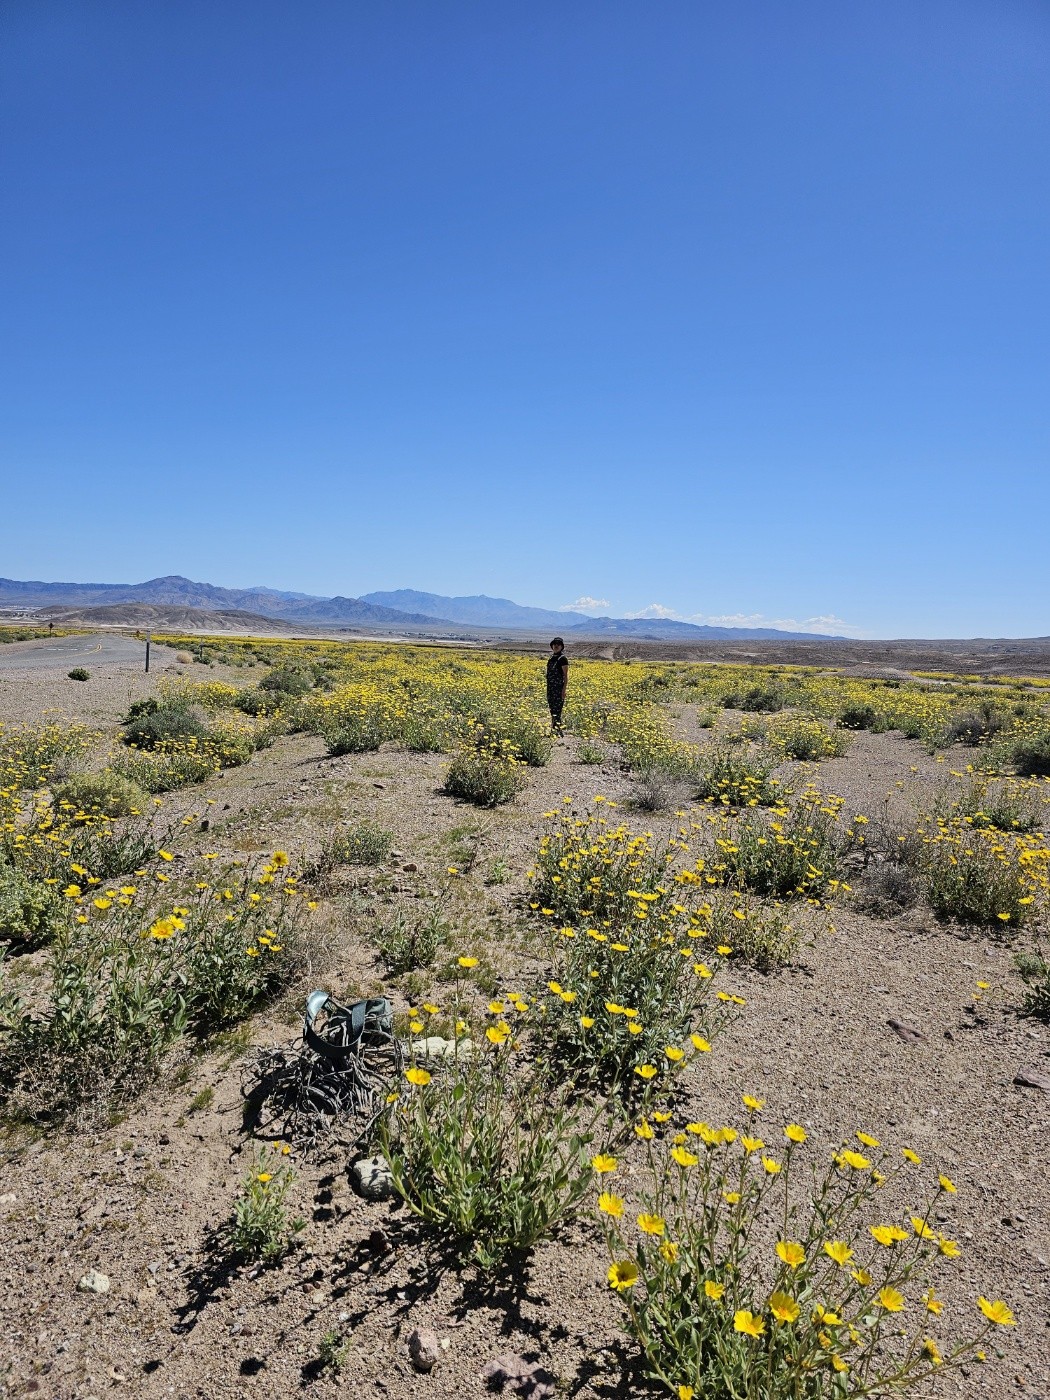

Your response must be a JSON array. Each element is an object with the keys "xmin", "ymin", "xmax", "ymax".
[{"xmin": 547, "ymin": 692, "xmax": 564, "ymax": 731}]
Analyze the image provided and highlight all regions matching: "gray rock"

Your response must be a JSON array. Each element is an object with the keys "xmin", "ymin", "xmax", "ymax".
[
  {"xmin": 350, "ymin": 1155, "xmax": 394, "ymax": 1201},
  {"xmin": 410, "ymin": 1036, "xmax": 475, "ymax": 1058},
  {"xmin": 408, "ymin": 1326, "xmax": 440, "ymax": 1373},
  {"xmin": 77, "ymin": 1270, "xmax": 110, "ymax": 1295},
  {"xmin": 482, "ymin": 1353, "xmax": 556, "ymax": 1398}
]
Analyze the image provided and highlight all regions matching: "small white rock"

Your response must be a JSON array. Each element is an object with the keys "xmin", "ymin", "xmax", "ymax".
[{"xmin": 77, "ymin": 1270, "xmax": 110, "ymax": 1295}]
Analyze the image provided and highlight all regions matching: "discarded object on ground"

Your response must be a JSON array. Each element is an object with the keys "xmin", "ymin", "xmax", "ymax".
[{"xmin": 242, "ymin": 991, "xmax": 402, "ymax": 1150}]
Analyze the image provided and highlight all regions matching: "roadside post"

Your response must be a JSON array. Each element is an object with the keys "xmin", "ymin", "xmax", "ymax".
[{"xmin": 145, "ymin": 634, "xmax": 151, "ymax": 673}]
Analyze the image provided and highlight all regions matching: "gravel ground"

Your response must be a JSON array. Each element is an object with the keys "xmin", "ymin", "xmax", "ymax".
[{"xmin": 0, "ymin": 656, "xmax": 1047, "ymax": 1400}]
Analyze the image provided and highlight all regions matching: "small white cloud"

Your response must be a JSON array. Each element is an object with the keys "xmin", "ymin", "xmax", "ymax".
[
  {"xmin": 560, "ymin": 596, "xmax": 610, "ymax": 612},
  {"xmin": 690, "ymin": 612, "xmax": 865, "ymax": 637},
  {"xmin": 625, "ymin": 603, "xmax": 680, "ymax": 620}
]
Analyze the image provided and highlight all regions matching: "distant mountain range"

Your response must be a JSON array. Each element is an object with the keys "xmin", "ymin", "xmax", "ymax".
[
  {"xmin": 0, "ymin": 576, "xmax": 843, "ymax": 640},
  {"xmin": 361, "ymin": 589, "xmax": 587, "ymax": 629}
]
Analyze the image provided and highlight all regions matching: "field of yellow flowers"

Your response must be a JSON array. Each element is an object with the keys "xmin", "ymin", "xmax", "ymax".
[{"xmin": 0, "ymin": 632, "xmax": 1047, "ymax": 1399}]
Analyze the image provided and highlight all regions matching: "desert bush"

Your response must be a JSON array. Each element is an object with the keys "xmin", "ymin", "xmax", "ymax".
[
  {"xmin": 529, "ymin": 804, "xmax": 674, "ymax": 924},
  {"xmin": 0, "ymin": 922, "xmax": 189, "ymax": 1115},
  {"xmin": 765, "ymin": 715, "xmax": 851, "ymax": 762},
  {"xmin": 374, "ymin": 905, "xmax": 449, "ymax": 973},
  {"xmin": 333, "ymin": 819, "xmax": 394, "ymax": 867},
  {"xmin": 577, "ymin": 738, "xmax": 607, "ymax": 765},
  {"xmin": 226, "ymin": 1146, "xmax": 303, "ymax": 1264},
  {"xmin": 837, "ymin": 702, "xmax": 882, "ymax": 731},
  {"xmin": 701, "ymin": 792, "xmax": 849, "ymax": 901},
  {"xmin": 601, "ymin": 1111, "xmax": 1014, "ymax": 1398},
  {"xmin": 123, "ymin": 703, "xmax": 207, "ymax": 750},
  {"xmin": 632, "ymin": 767, "xmax": 686, "ymax": 812},
  {"xmin": 259, "ymin": 665, "xmax": 314, "ymax": 696},
  {"xmin": 940, "ymin": 701, "xmax": 1007, "ymax": 748},
  {"xmin": 0, "ymin": 863, "xmax": 69, "ymax": 948},
  {"xmin": 481, "ymin": 711, "xmax": 554, "ymax": 767},
  {"xmin": 0, "ymin": 721, "xmax": 94, "ymax": 788},
  {"xmin": 932, "ymin": 773, "xmax": 1045, "ymax": 835},
  {"xmin": 1015, "ymin": 949, "xmax": 1050, "ymax": 1019},
  {"xmin": 323, "ymin": 712, "xmax": 386, "ymax": 755},
  {"xmin": 721, "ymin": 685, "xmax": 786, "ymax": 713},
  {"xmin": 1002, "ymin": 729, "xmax": 1050, "ymax": 778},
  {"xmin": 694, "ymin": 744, "xmax": 780, "ymax": 808},
  {"xmin": 688, "ymin": 887, "xmax": 810, "ymax": 971},
  {"xmin": 379, "ymin": 1040, "xmax": 601, "ymax": 1267},
  {"xmin": 67, "ymin": 667, "xmax": 89, "ymax": 682},
  {"xmin": 855, "ymin": 861, "xmax": 918, "ymax": 918},
  {"xmin": 111, "ymin": 744, "xmax": 219, "ymax": 793},
  {"xmin": 0, "ymin": 852, "xmax": 310, "ymax": 1116},
  {"xmin": 52, "ymin": 770, "xmax": 148, "ymax": 820},
  {"xmin": 536, "ymin": 914, "xmax": 725, "ymax": 1098},
  {"xmin": 234, "ymin": 688, "xmax": 279, "ymax": 716},
  {"xmin": 400, "ymin": 707, "xmax": 458, "ymax": 752},
  {"xmin": 445, "ymin": 741, "xmax": 526, "ymax": 807},
  {"xmin": 918, "ymin": 818, "xmax": 1048, "ymax": 929}
]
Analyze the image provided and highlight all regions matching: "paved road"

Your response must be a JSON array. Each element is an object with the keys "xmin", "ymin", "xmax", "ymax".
[{"xmin": 0, "ymin": 633, "xmax": 159, "ymax": 671}]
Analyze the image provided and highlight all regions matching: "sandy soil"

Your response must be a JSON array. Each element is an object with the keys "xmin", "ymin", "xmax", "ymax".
[{"xmin": 0, "ymin": 651, "xmax": 1047, "ymax": 1400}]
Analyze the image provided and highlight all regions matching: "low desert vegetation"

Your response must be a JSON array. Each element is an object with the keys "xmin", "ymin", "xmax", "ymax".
[{"xmin": 0, "ymin": 640, "xmax": 1041, "ymax": 1396}]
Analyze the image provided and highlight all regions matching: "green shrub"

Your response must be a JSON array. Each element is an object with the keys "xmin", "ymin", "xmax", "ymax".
[
  {"xmin": 323, "ymin": 713, "xmax": 385, "ymax": 755},
  {"xmin": 0, "ymin": 722, "xmax": 94, "ymax": 787},
  {"xmin": 577, "ymin": 738, "xmax": 607, "ymax": 765},
  {"xmin": 333, "ymin": 819, "xmax": 394, "ymax": 866},
  {"xmin": 1015, "ymin": 949, "xmax": 1050, "ymax": 1019},
  {"xmin": 530, "ymin": 805, "xmax": 674, "ymax": 924},
  {"xmin": 111, "ymin": 746, "xmax": 219, "ymax": 793},
  {"xmin": 52, "ymin": 770, "xmax": 148, "ymax": 820},
  {"xmin": 766, "ymin": 715, "xmax": 851, "ymax": 761},
  {"xmin": 67, "ymin": 667, "xmax": 90, "ymax": 682},
  {"xmin": 445, "ymin": 742, "xmax": 526, "ymax": 807},
  {"xmin": 374, "ymin": 904, "xmax": 448, "ymax": 973},
  {"xmin": 721, "ymin": 685, "xmax": 786, "ymax": 713},
  {"xmin": 0, "ymin": 924, "xmax": 189, "ymax": 1115},
  {"xmin": 932, "ymin": 773, "xmax": 1045, "ymax": 835},
  {"xmin": 226, "ymin": 1147, "xmax": 303, "ymax": 1264},
  {"xmin": 536, "ymin": 909, "xmax": 724, "ymax": 1097},
  {"xmin": 701, "ymin": 793, "xmax": 847, "ymax": 900},
  {"xmin": 694, "ymin": 744, "xmax": 780, "ymax": 808},
  {"xmin": 0, "ymin": 863, "xmax": 69, "ymax": 948},
  {"xmin": 919, "ymin": 820, "xmax": 1043, "ymax": 929},
  {"xmin": 380, "ymin": 1044, "xmax": 600, "ymax": 1267},
  {"xmin": 838, "ymin": 702, "xmax": 882, "ymax": 731},
  {"xmin": 941, "ymin": 702, "xmax": 1007, "ymax": 748},
  {"xmin": 123, "ymin": 704, "xmax": 207, "ymax": 750},
  {"xmin": 1005, "ymin": 731, "xmax": 1050, "ymax": 778},
  {"xmin": 259, "ymin": 665, "xmax": 314, "ymax": 696},
  {"xmin": 601, "ymin": 1113, "xmax": 1010, "ymax": 1399}
]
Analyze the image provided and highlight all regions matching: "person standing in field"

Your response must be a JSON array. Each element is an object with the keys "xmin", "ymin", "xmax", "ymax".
[{"xmin": 546, "ymin": 637, "xmax": 569, "ymax": 734}]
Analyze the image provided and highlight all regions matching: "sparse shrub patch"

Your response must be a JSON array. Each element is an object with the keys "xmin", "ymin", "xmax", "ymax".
[
  {"xmin": 0, "ymin": 862, "xmax": 69, "ymax": 949},
  {"xmin": 601, "ymin": 1109, "xmax": 1016, "ymax": 1398},
  {"xmin": 694, "ymin": 743, "xmax": 780, "ymax": 808},
  {"xmin": 226, "ymin": 1146, "xmax": 303, "ymax": 1264},
  {"xmin": 53, "ymin": 770, "xmax": 148, "ymax": 820},
  {"xmin": 380, "ymin": 1027, "xmax": 601, "ymax": 1267},
  {"xmin": 67, "ymin": 667, "xmax": 89, "ymax": 682},
  {"xmin": 445, "ymin": 740, "xmax": 525, "ymax": 806}
]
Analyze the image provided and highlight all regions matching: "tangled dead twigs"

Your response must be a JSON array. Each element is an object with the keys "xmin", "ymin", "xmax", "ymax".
[{"xmin": 241, "ymin": 993, "xmax": 402, "ymax": 1152}]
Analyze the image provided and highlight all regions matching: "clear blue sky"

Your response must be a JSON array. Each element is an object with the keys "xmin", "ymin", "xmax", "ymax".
[{"xmin": 2, "ymin": 2, "xmax": 1047, "ymax": 637}]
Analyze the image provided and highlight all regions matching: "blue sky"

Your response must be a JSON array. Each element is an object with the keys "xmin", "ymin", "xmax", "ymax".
[{"xmin": 1, "ymin": 1, "xmax": 1047, "ymax": 638}]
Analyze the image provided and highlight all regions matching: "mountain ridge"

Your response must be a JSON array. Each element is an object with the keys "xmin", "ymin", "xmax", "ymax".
[{"xmin": 0, "ymin": 576, "xmax": 843, "ymax": 639}]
